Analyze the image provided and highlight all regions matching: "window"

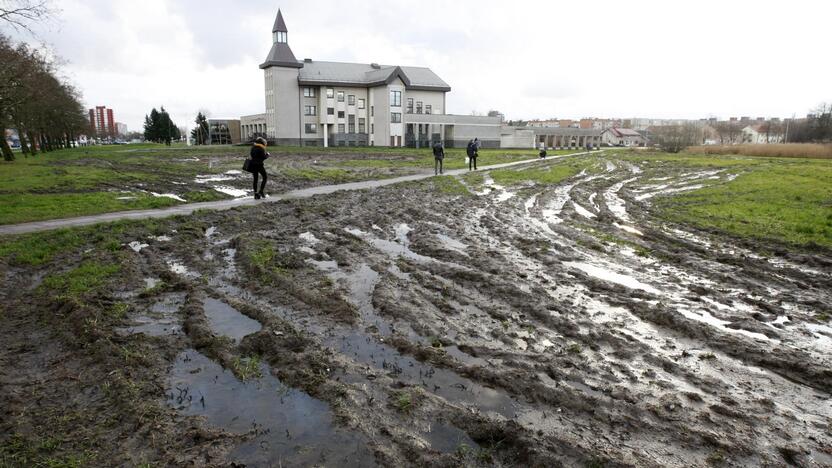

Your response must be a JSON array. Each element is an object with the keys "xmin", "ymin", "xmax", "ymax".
[
  {"xmin": 348, "ymin": 115, "xmax": 355, "ymax": 133},
  {"xmin": 348, "ymin": 95, "xmax": 355, "ymax": 105},
  {"xmin": 338, "ymin": 111, "xmax": 345, "ymax": 119},
  {"xmin": 303, "ymin": 87, "xmax": 316, "ymax": 98},
  {"xmin": 371, "ymin": 123, "xmax": 374, "ymax": 134},
  {"xmin": 359, "ymin": 118, "xmax": 366, "ymax": 133},
  {"xmin": 390, "ymin": 90, "xmax": 401, "ymax": 107},
  {"xmin": 304, "ymin": 123, "xmax": 317, "ymax": 134},
  {"xmin": 337, "ymin": 91, "xmax": 344, "ymax": 102},
  {"xmin": 425, "ymin": 105, "xmax": 432, "ymax": 115},
  {"xmin": 304, "ymin": 105, "xmax": 317, "ymax": 116},
  {"xmin": 416, "ymin": 101, "xmax": 423, "ymax": 114},
  {"xmin": 406, "ymin": 98, "xmax": 414, "ymax": 114},
  {"xmin": 358, "ymin": 98, "xmax": 365, "ymax": 109},
  {"xmin": 327, "ymin": 107, "xmax": 334, "ymax": 115},
  {"xmin": 391, "ymin": 112, "xmax": 401, "ymax": 123},
  {"xmin": 326, "ymin": 88, "xmax": 334, "ymax": 99},
  {"xmin": 274, "ymin": 31, "xmax": 287, "ymax": 43},
  {"xmin": 370, "ymin": 106, "xmax": 374, "ymax": 117},
  {"xmin": 338, "ymin": 124, "xmax": 345, "ymax": 133}
]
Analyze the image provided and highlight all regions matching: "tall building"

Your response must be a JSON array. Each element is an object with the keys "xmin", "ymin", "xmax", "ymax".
[
  {"xmin": 89, "ymin": 106, "xmax": 116, "ymax": 137},
  {"xmin": 248, "ymin": 9, "xmax": 500, "ymax": 148}
]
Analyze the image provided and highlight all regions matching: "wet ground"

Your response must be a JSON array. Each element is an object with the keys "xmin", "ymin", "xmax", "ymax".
[{"xmin": 2, "ymin": 152, "xmax": 831, "ymax": 467}]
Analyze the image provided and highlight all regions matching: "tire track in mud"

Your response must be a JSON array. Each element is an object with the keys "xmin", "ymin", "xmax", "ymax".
[{"xmin": 125, "ymin": 153, "xmax": 832, "ymax": 467}]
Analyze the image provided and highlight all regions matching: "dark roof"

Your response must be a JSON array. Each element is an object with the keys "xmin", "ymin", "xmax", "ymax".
[
  {"xmin": 260, "ymin": 42, "xmax": 302, "ymax": 69},
  {"xmin": 295, "ymin": 61, "xmax": 451, "ymax": 91},
  {"xmin": 273, "ymin": 9, "xmax": 287, "ymax": 33},
  {"xmin": 525, "ymin": 127, "xmax": 603, "ymax": 136},
  {"xmin": 605, "ymin": 127, "xmax": 642, "ymax": 137}
]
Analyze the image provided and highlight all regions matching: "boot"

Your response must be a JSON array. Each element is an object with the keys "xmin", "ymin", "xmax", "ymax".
[{"xmin": 254, "ymin": 193, "xmax": 261, "ymax": 200}]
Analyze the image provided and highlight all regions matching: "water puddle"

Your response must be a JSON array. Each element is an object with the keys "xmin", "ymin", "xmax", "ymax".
[
  {"xmin": 150, "ymin": 192, "xmax": 186, "ymax": 202},
  {"xmin": 565, "ymin": 261, "xmax": 660, "ymax": 295},
  {"xmin": 603, "ymin": 177, "xmax": 638, "ymax": 222},
  {"xmin": 421, "ymin": 421, "xmax": 479, "ymax": 453},
  {"xmin": 205, "ymin": 226, "xmax": 217, "ymax": 238},
  {"xmin": 613, "ymin": 223, "xmax": 644, "ymax": 236},
  {"xmin": 118, "ymin": 292, "xmax": 186, "ymax": 337},
  {"xmin": 167, "ymin": 260, "xmax": 200, "ymax": 279},
  {"xmin": 299, "ymin": 232, "xmax": 321, "ymax": 245},
  {"xmin": 677, "ymin": 307, "xmax": 773, "ymax": 342},
  {"xmin": 168, "ymin": 350, "xmax": 376, "ymax": 466},
  {"xmin": 436, "ymin": 233, "xmax": 469, "ymax": 256},
  {"xmin": 213, "ymin": 186, "xmax": 248, "ymax": 198},
  {"xmin": 128, "ymin": 241, "xmax": 149, "ymax": 252},
  {"xmin": 345, "ymin": 227, "xmax": 434, "ymax": 263},
  {"xmin": 572, "ymin": 202, "xmax": 596, "ymax": 219},
  {"xmin": 203, "ymin": 297, "xmax": 262, "ymax": 343}
]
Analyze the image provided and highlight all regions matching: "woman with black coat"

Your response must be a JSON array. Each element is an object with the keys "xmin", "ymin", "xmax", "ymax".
[{"xmin": 250, "ymin": 137, "xmax": 270, "ymax": 199}]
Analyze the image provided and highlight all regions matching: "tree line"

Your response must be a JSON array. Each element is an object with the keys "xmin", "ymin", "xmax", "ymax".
[{"xmin": 0, "ymin": 33, "xmax": 88, "ymax": 161}]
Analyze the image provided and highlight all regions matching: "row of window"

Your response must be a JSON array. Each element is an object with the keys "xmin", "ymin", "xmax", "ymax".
[
  {"xmin": 304, "ymin": 119, "xmax": 368, "ymax": 134},
  {"xmin": 303, "ymin": 87, "xmax": 366, "ymax": 109},
  {"xmin": 405, "ymin": 98, "xmax": 432, "ymax": 114}
]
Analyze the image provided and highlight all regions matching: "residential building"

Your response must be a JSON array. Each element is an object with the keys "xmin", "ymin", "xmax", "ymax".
[
  {"xmin": 527, "ymin": 119, "xmax": 560, "ymax": 128},
  {"xmin": 89, "ymin": 106, "xmax": 116, "ymax": 137},
  {"xmin": 602, "ymin": 127, "xmax": 646, "ymax": 147},
  {"xmin": 742, "ymin": 125, "xmax": 783, "ymax": 144},
  {"xmin": 254, "ymin": 10, "xmax": 500, "ymax": 148}
]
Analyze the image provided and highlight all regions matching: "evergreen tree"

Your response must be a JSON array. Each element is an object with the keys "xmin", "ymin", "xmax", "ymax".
[
  {"xmin": 142, "ymin": 106, "xmax": 179, "ymax": 144},
  {"xmin": 191, "ymin": 112, "xmax": 209, "ymax": 145}
]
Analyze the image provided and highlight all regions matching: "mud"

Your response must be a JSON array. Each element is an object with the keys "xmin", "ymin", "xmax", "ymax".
[{"xmin": 2, "ymin": 152, "xmax": 832, "ymax": 467}]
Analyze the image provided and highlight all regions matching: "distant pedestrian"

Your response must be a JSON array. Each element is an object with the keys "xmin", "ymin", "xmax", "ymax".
[
  {"xmin": 466, "ymin": 139, "xmax": 478, "ymax": 171},
  {"xmin": 539, "ymin": 148, "xmax": 547, "ymax": 159},
  {"xmin": 432, "ymin": 141, "xmax": 445, "ymax": 175},
  {"xmin": 248, "ymin": 137, "xmax": 270, "ymax": 199}
]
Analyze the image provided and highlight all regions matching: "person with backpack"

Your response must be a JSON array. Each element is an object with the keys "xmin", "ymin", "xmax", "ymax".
[
  {"xmin": 248, "ymin": 137, "xmax": 270, "ymax": 199},
  {"xmin": 432, "ymin": 141, "xmax": 445, "ymax": 175},
  {"xmin": 466, "ymin": 139, "xmax": 478, "ymax": 171}
]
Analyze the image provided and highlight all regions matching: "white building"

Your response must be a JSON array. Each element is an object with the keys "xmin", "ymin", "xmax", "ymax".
[
  {"xmin": 255, "ymin": 10, "xmax": 500, "ymax": 148},
  {"xmin": 602, "ymin": 127, "xmax": 645, "ymax": 147},
  {"xmin": 742, "ymin": 125, "xmax": 783, "ymax": 144}
]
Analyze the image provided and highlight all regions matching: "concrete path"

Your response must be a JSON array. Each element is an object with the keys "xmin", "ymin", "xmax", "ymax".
[{"xmin": 0, "ymin": 150, "xmax": 597, "ymax": 236}]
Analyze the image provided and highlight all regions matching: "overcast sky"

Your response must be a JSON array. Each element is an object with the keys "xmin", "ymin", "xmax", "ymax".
[{"xmin": 11, "ymin": 0, "xmax": 831, "ymax": 132}]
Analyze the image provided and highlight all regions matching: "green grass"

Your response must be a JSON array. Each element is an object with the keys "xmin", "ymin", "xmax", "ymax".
[
  {"xmin": 432, "ymin": 176, "xmax": 471, "ymax": 196},
  {"xmin": 0, "ymin": 192, "xmax": 180, "ymax": 225},
  {"xmin": 42, "ymin": 261, "xmax": 121, "ymax": 298},
  {"xmin": 335, "ymin": 148, "xmax": 576, "ymax": 170},
  {"xmin": 282, "ymin": 167, "xmax": 356, "ymax": 183},
  {"xmin": 659, "ymin": 158, "xmax": 832, "ymax": 248},
  {"xmin": 488, "ymin": 155, "xmax": 594, "ymax": 187}
]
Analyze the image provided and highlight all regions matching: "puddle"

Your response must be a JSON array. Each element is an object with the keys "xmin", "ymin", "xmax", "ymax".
[
  {"xmin": 203, "ymin": 297, "xmax": 262, "ymax": 342},
  {"xmin": 118, "ymin": 292, "xmax": 185, "ymax": 337},
  {"xmin": 128, "ymin": 241, "xmax": 149, "ymax": 252},
  {"xmin": 436, "ymin": 233, "xmax": 469, "ymax": 256},
  {"xmin": 603, "ymin": 177, "xmax": 637, "ymax": 222},
  {"xmin": 565, "ymin": 261, "xmax": 660, "ymax": 295},
  {"xmin": 150, "ymin": 192, "xmax": 186, "ymax": 202},
  {"xmin": 195, "ymin": 174, "xmax": 235, "ymax": 183},
  {"xmin": 422, "ymin": 421, "xmax": 479, "ymax": 453},
  {"xmin": 116, "ymin": 196, "xmax": 137, "ymax": 200},
  {"xmin": 213, "ymin": 186, "xmax": 248, "ymax": 198},
  {"xmin": 299, "ymin": 232, "xmax": 321, "ymax": 245},
  {"xmin": 572, "ymin": 202, "xmax": 596, "ymax": 219},
  {"xmin": 678, "ymin": 307, "xmax": 773, "ymax": 342},
  {"xmin": 345, "ymin": 227, "xmax": 434, "ymax": 263},
  {"xmin": 168, "ymin": 350, "xmax": 376, "ymax": 467},
  {"xmin": 205, "ymin": 226, "xmax": 217, "ymax": 238},
  {"xmin": 149, "ymin": 235, "xmax": 171, "ymax": 242},
  {"xmin": 144, "ymin": 277, "xmax": 160, "ymax": 289},
  {"xmin": 613, "ymin": 223, "xmax": 643, "ymax": 236},
  {"xmin": 167, "ymin": 260, "xmax": 200, "ymax": 279}
]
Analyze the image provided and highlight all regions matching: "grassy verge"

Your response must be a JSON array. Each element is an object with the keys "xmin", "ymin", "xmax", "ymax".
[
  {"xmin": 687, "ymin": 144, "xmax": 832, "ymax": 159},
  {"xmin": 488, "ymin": 156, "xmax": 594, "ymax": 186},
  {"xmin": 658, "ymin": 157, "xmax": 832, "ymax": 248}
]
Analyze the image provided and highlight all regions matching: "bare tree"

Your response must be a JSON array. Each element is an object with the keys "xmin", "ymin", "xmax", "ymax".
[
  {"xmin": 0, "ymin": 0, "xmax": 53, "ymax": 33},
  {"xmin": 650, "ymin": 123, "xmax": 700, "ymax": 153}
]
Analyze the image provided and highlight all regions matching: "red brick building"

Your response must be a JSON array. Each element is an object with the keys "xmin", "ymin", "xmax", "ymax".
[{"xmin": 89, "ymin": 106, "xmax": 116, "ymax": 137}]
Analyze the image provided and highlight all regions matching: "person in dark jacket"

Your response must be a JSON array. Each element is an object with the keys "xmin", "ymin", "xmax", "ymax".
[
  {"xmin": 432, "ymin": 141, "xmax": 445, "ymax": 175},
  {"xmin": 466, "ymin": 139, "xmax": 478, "ymax": 171},
  {"xmin": 250, "ymin": 137, "xmax": 269, "ymax": 199}
]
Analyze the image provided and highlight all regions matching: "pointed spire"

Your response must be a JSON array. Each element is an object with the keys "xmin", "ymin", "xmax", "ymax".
[{"xmin": 273, "ymin": 9, "xmax": 288, "ymax": 33}]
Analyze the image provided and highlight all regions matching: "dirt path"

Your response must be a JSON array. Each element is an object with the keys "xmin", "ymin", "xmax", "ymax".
[{"xmin": 0, "ymin": 151, "xmax": 597, "ymax": 237}]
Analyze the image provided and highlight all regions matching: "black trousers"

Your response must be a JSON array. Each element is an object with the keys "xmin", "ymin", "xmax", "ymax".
[
  {"xmin": 252, "ymin": 165, "xmax": 267, "ymax": 193},
  {"xmin": 468, "ymin": 156, "xmax": 477, "ymax": 170},
  {"xmin": 435, "ymin": 158, "xmax": 443, "ymax": 175}
]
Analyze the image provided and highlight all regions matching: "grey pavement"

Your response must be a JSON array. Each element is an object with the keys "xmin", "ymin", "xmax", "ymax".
[{"xmin": 0, "ymin": 150, "xmax": 598, "ymax": 236}]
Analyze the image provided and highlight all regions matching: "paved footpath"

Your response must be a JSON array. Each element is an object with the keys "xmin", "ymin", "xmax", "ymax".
[{"xmin": 0, "ymin": 150, "xmax": 597, "ymax": 236}]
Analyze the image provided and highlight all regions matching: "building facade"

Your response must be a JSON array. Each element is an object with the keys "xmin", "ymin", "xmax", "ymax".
[
  {"xmin": 89, "ymin": 106, "xmax": 115, "ymax": 137},
  {"xmin": 257, "ymin": 10, "xmax": 499, "ymax": 148},
  {"xmin": 601, "ymin": 127, "xmax": 645, "ymax": 146},
  {"xmin": 207, "ymin": 119, "xmax": 242, "ymax": 145}
]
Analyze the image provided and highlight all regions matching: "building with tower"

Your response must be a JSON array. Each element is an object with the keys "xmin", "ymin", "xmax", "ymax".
[{"xmin": 242, "ymin": 9, "xmax": 501, "ymax": 148}]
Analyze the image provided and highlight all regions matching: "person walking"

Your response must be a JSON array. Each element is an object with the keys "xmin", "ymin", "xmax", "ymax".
[
  {"xmin": 466, "ymin": 139, "xmax": 478, "ymax": 171},
  {"xmin": 432, "ymin": 141, "xmax": 445, "ymax": 175},
  {"xmin": 249, "ymin": 137, "xmax": 270, "ymax": 199}
]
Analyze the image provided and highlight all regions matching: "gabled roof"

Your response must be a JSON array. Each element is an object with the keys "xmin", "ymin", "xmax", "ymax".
[
  {"xmin": 605, "ymin": 127, "xmax": 642, "ymax": 137},
  {"xmin": 273, "ymin": 9, "xmax": 287, "ymax": 33},
  {"xmin": 295, "ymin": 61, "xmax": 451, "ymax": 91}
]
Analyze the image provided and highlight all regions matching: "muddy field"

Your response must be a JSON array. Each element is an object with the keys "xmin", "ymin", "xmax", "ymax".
[{"xmin": 2, "ymin": 152, "xmax": 831, "ymax": 467}]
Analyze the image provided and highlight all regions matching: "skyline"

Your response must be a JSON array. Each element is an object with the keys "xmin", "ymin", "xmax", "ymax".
[{"xmin": 10, "ymin": 0, "xmax": 831, "ymax": 132}]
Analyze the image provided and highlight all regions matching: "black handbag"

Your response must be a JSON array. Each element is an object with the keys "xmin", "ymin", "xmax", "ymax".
[{"xmin": 242, "ymin": 158, "xmax": 254, "ymax": 173}]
